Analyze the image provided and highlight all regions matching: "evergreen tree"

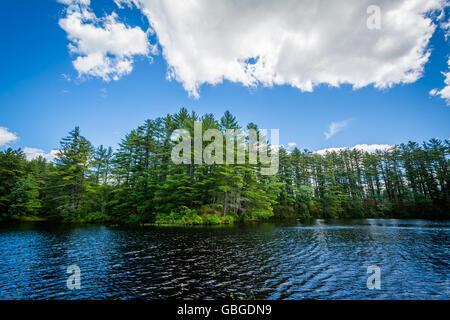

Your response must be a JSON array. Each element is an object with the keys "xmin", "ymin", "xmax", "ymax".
[
  {"xmin": 0, "ymin": 109, "xmax": 448, "ymax": 223},
  {"xmin": 53, "ymin": 126, "xmax": 93, "ymax": 219},
  {"xmin": 0, "ymin": 148, "xmax": 26, "ymax": 217},
  {"xmin": 9, "ymin": 174, "xmax": 41, "ymax": 216}
]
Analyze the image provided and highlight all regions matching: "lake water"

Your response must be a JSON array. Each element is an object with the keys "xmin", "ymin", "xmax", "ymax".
[{"xmin": 0, "ymin": 219, "xmax": 448, "ymax": 300}]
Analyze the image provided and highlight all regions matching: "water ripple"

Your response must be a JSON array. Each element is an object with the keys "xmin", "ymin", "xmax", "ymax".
[{"xmin": 0, "ymin": 219, "xmax": 448, "ymax": 300}]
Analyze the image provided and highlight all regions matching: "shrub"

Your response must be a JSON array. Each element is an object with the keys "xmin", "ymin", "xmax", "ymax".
[
  {"xmin": 223, "ymin": 215, "xmax": 235, "ymax": 224},
  {"xmin": 155, "ymin": 206, "xmax": 203, "ymax": 225},
  {"xmin": 201, "ymin": 214, "xmax": 221, "ymax": 225}
]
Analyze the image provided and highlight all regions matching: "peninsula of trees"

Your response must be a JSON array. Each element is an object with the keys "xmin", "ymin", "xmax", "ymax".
[{"xmin": 0, "ymin": 108, "xmax": 448, "ymax": 225}]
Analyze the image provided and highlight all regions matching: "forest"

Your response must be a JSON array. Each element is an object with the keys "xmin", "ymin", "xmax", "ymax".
[{"xmin": 0, "ymin": 108, "xmax": 449, "ymax": 225}]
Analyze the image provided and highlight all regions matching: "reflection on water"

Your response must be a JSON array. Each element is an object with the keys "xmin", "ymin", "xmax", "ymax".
[{"xmin": 0, "ymin": 219, "xmax": 448, "ymax": 299}]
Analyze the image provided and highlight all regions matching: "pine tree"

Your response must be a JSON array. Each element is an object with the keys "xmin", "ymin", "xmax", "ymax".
[
  {"xmin": 0, "ymin": 148, "xmax": 26, "ymax": 217},
  {"xmin": 9, "ymin": 174, "xmax": 41, "ymax": 216},
  {"xmin": 54, "ymin": 126, "xmax": 93, "ymax": 219}
]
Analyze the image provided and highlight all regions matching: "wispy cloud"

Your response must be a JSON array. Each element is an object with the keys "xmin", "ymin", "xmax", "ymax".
[
  {"xmin": 315, "ymin": 144, "xmax": 394, "ymax": 155},
  {"xmin": 100, "ymin": 87, "xmax": 107, "ymax": 98},
  {"xmin": 60, "ymin": 73, "xmax": 72, "ymax": 82},
  {"xmin": 324, "ymin": 119, "xmax": 350, "ymax": 140},
  {"xmin": 429, "ymin": 22, "xmax": 450, "ymax": 106},
  {"xmin": 0, "ymin": 127, "xmax": 18, "ymax": 147},
  {"xmin": 429, "ymin": 58, "xmax": 450, "ymax": 106}
]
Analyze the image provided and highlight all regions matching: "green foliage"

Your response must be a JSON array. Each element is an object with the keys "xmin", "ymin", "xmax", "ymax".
[
  {"xmin": 155, "ymin": 207, "xmax": 235, "ymax": 225},
  {"xmin": 201, "ymin": 213, "xmax": 222, "ymax": 225},
  {"xmin": 53, "ymin": 126, "xmax": 94, "ymax": 220},
  {"xmin": 294, "ymin": 185, "xmax": 314, "ymax": 218},
  {"xmin": 155, "ymin": 206, "xmax": 202, "ymax": 225},
  {"xmin": 0, "ymin": 110, "xmax": 448, "ymax": 223},
  {"xmin": 0, "ymin": 148, "xmax": 26, "ymax": 215},
  {"xmin": 223, "ymin": 214, "xmax": 237, "ymax": 224},
  {"xmin": 9, "ymin": 174, "xmax": 41, "ymax": 216}
]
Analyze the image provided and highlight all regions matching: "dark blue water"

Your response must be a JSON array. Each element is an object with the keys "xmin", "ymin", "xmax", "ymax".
[{"xmin": 0, "ymin": 219, "xmax": 448, "ymax": 299}]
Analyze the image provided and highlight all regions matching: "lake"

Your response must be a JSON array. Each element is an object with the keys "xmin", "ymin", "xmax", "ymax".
[{"xmin": 0, "ymin": 219, "xmax": 448, "ymax": 300}]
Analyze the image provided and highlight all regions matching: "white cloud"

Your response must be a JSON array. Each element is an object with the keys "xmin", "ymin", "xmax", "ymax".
[
  {"xmin": 287, "ymin": 142, "xmax": 297, "ymax": 148},
  {"xmin": 316, "ymin": 144, "xmax": 394, "ymax": 155},
  {"xmin": 0, "ymin": 127, "xmax": 18, "ymax": 147},
  {"xmin": 324, "ymin": 120, "xmax": 350, "ymax": 140},
  {"xmin": 58, "ymin": 1, "xmax": 154, "ymax": 81},
  {"xmin": 23, "ymin": 148, "xmax": 59, "ymax": 162},
  {"xmin": 430, "ymin": 59, "xmax": 450, "ymax": 106},
  {"xmin": 113, "ymin": 0, "xmax": 444, "ymax": 97},
  {"xmin": 429, "ymin": 18, "xmax": 450, "ymax": 105},
  {"xmin": 57, "ymin": 0, "xmax": 91, "ymax": 5}
]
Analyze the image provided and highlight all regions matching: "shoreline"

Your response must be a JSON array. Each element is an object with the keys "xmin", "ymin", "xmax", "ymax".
[{"xmin": 2, "ymin": 214, "xmax": 449, "ymax": 228}]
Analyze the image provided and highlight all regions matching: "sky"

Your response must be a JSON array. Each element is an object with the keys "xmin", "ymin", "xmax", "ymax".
[{"xmin": 0, "ymin": 0, "xmax": 449, "ymax": 161}]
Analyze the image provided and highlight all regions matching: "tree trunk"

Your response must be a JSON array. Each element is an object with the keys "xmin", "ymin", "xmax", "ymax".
[{"xmin": 223, "ymin": 192, "xmax": 228, "ymax": 217}]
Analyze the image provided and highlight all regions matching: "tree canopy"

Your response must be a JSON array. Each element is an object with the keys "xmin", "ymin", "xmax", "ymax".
[{"xmin": 1, "ymin": 109, "xmax": 448, "ymax": 224}]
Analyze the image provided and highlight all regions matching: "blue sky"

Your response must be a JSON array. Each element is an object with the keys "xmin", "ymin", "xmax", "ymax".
[{"xmin": 0, "ymin": 0, "xmax": 449, "ymax": 158}]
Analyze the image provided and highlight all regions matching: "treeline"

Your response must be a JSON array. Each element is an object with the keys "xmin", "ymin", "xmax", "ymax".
[{"xmin": 0, "ymin": 108, "xmax": 449, "ymax": 224}]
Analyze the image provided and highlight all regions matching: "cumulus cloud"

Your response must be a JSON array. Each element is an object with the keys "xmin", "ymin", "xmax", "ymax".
[
  {"xmin": 0, "ymin": 127, "xmax": 18, "ymax": 147},
  {"xmin": 324, "ymin": 120, "xmax": 350, "ymax": 140},
  {"xmin": 316, "ymin": 144, "xmax": 394, "ymax": 155},
  {"xmin": 58, "ymin": 1, "xmax": 154, "ymax": 81},
  {"xmin": 112, "ymin": 0, "xmax": 444, "ymax": 97},
  {"xmin": 287, "ymin": 142, "xmax": 297, "ymax": 148},
  {"xmin": 23, "ymin": 148, "xmax": 59, "ymax": 162}
]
